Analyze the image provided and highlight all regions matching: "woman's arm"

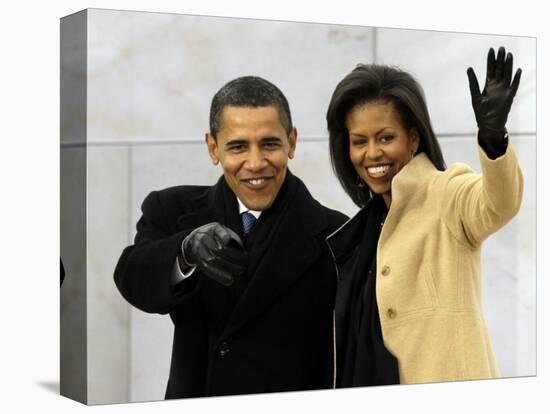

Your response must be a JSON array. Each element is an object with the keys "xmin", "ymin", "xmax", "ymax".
[
  {"xmin": 467, "ymin": 46, "xmax": 522, "ymax": 159},
  {"xmin": 441, "ymin": 47, "xmax": 524, "ymax": 247}
]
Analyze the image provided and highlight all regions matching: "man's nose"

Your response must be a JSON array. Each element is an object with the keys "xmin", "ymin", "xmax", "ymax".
[{"xmin": 245, "ymin": 147, "xmax": 267, "ymax": 171}]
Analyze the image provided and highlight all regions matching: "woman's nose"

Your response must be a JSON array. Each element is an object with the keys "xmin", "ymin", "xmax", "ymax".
[{"xmin": 366, "ymin": 142, "xmax": 383, "ymax": 160}]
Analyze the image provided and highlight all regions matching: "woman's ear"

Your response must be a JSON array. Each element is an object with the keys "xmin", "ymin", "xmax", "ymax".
[{"xmin": 409, "ymin": 128, "xmax": 420, "ymax": 153}]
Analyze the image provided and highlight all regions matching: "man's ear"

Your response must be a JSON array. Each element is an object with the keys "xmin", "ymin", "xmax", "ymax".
[
  {"xmin": 288, "ymin": 127, "xmax": 297, "ymax": 159},
  {"xmin": 205, "ymin": 133, "xmax": 219, "ymax": 165}
]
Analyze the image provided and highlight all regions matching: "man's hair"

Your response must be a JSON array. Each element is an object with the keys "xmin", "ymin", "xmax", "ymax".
[
  {"xmin": 209, "ymin": 76, "xmax": 293, "ymax": 138},
  {"xmin": 326, "ymin": 64, "xmax": 446, "ymax": 207}
]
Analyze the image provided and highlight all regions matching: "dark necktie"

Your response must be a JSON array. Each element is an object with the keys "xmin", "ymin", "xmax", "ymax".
[{"xmin": 241, "ymin": 211, "xmax": 257, "ymax": 236}]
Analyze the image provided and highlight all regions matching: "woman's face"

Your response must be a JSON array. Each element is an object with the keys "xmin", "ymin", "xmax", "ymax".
[{"xmin": 346, "ymin": 101, "xmax": 419, "ymax": 207}]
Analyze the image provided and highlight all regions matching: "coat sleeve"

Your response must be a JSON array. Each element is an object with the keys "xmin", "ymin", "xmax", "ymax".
[
  {"xmin": 114, "ymin": 190, "xmax": 197, "ymax": 314},
  {"xmin": 441, "ymin": 141, "xmax": 524, "ymax": 248}
]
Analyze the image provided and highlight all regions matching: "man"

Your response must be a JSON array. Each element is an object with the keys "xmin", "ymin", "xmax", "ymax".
[{"xmin": 114, "ymin": 76, "xmax": 347, "ymax": 399}]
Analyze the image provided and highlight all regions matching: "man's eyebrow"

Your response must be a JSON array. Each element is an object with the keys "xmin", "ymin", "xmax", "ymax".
[
  {"xmin": 224, "ymin": 139, "xmax": 248, "ymax": 148},
  {"xmin": 260, "ymin": 136, "xmax": 284, "ymax": 143}
]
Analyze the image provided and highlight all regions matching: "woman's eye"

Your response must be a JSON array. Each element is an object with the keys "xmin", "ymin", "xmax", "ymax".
[
  {"xmin": 380, "ymin": 135, "xmax": 394, "ymax": 142},
  {"xmin": 351, "ymin": 138, "xmax": 367, "ymax": 146}
]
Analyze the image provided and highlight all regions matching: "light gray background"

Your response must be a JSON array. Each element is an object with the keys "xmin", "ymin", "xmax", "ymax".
[{"xmin": 60, "ymin": 8, "xmax": 536, "ymax": 405}]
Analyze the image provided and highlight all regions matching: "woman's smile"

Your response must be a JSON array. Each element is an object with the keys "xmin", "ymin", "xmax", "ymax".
[{"xmin": 365, "ymin": 163, "xmax": 392, "ymax": 179}]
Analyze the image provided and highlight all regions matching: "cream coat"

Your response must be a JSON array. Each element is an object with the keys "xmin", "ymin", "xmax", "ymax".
[{"xmin": 331, "ymin": 143, "xmax": 523, "ymax": 384}]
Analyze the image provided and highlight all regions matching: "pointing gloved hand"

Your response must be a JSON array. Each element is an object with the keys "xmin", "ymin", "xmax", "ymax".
[
  {"xmin": 181, "ymin": 222, "xmax": 248, "ymax": 286},
  {"xmin": 467, "ymin": 46, "xmax": 522, "ymax": 159}
]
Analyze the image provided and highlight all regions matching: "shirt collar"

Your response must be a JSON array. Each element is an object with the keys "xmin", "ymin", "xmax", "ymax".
[{"xmin": 237, "ymin": 197, "xmax": 262, "ymax": 219}]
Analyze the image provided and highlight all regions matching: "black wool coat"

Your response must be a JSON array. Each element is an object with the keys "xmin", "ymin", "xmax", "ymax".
[
  {"xmin": 114, "ymin": 172, "xmax": 347, "ymax": 399},
  {"xmin": 326, "ymin": 195, "xmax": 399, "ymax": 387}
]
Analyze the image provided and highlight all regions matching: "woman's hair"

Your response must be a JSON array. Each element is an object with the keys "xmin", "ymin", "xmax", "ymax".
[{"xmin": 326, "ymin": 64, "xmax": 446, "ymax": 207}]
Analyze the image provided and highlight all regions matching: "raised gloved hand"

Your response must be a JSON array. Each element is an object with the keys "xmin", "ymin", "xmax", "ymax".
[
  {"xmin": 181, "ymin": 222, "xmax": 247, "ymax": 286},
  {"xmin": 467, "ymin": 46, "xmax": 522, "ymax": 159}
]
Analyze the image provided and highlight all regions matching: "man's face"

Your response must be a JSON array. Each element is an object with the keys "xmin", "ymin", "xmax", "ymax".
[{"xmin": 206, "ymin": 105, "xmax": 297, "ymax": 211}]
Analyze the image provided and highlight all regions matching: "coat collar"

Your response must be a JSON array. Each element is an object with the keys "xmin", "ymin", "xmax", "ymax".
[
  {"xmin": 325, "ymin": 195, "xmax": 385, "ymax": 266},
  {"xmin": 177, "ymin": 171, "xmax": 327, "ymax": 234},
  {"xmin": 223, "ymin": 171, "xmax": 330, "ymax": 337},
  {"xmin": 327, "ymin": 153, "xmax": 438, "ymax": 263},
  {"xmin": 175, "ymin": 175, "xmax": 232, "ymax": 232},
  {"xmin": 389, "ymin": 152, "xmax": 436, "ymax": 210},
  {"xmin": 176, "ymin": 171, "xmax": 331, "ymax": 337}
]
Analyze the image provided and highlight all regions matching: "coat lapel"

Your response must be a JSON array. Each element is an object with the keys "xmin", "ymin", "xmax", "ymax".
[
  {"xmin": 176, "ymin": 177, "xmax": 227, "ymax": 232},
  {"xmin": 173, "ymin": 173, "xmax": 331, "ymax": 338},
  {"xmin": 221, "ymin": 174, "xmax": 327, "ymax": 338},
  {"xmin": 326, "ymin": 197, "xmax": 376, "ymax": 276},
  {"xmin": 379, "ymin": 153, "xmax": 433, "ymax": 247}
]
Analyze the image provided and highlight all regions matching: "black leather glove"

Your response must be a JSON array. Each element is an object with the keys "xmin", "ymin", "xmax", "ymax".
[
  {"xmin": 467, "ymin": 46, "xmax": 522, "ymax": 159},
  {"xmin": 181, "ymin": 222, "xmax": 247, "ymax": 286}
]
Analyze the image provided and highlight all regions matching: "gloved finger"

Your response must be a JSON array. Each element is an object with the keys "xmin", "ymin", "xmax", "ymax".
[
  {"xmin": 467, "ymin": 67, "xmax": 481, "ymax": 99},
  {"xmin": 192, "ymin": 223, "xmax": 224, "ymax": 248},
  {"xmin": 197, "ymin": 231, "xmax": 221, "ymax": 254},
  {"xmin": 215, "ymin": 244, "xmax": 248, "ymax": 266},
  {"xmin": 200, "ymin": 260, "xmax": 234, "ymax": 286},
  {"xmin": 183, "ymin": 230, "xmax": 215, "ymax": 265},
  {"xmin": 210, "ymin": 255, "xmax": 248, "ymax": 277},
  {"xmin": 212, "ymin": 224, "xmax": 245, "ymax": 249},
  {"xmin": 198, "ymin": 222, "xmax": 222, "ymax": 234},
  {"xmin": 486, "ymin": 47, "xmax": 496, "ymax": 82},
  {"xmin": 510, "ymin": 68, "xmax": 522, "ymax": 97},
  {"xmin": 495, "ymin": 46, "xmax": 506, "ymax": 81},
  {"xmin": 504, "ymin": 52, "xmax": 513, "ymax": 87}
]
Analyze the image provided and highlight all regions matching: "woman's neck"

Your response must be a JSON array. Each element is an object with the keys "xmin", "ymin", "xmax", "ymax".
[{"xmin": 382, "ymin": 193, "xmax": 391, "ymax": 209}]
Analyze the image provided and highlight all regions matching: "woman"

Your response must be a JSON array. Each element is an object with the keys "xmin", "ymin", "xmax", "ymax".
[{"xmin": 325, "ymin": 47, "xmax": 523, "ymax": 387}]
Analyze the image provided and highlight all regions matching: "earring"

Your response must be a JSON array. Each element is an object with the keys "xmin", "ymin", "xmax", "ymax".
[{"xmin": 356, "ymin": 175, "xmax": 365, "ymax": 188}]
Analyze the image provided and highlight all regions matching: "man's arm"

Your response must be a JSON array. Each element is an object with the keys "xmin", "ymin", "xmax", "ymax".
[
  {"xmin": 114, "ymin": 190, "xmax": 194, "ymax": 314},
  {"xmin": 114, "ymin": 190, "xmax": 248, "ymax": 314}
]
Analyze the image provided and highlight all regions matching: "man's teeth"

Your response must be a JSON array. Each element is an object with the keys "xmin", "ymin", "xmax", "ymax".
[
  {"xmin": 247, "ymin": 178, "xmax": 266, "ymax": 185},
  {"xmin": 367, "ymin": 165, "xmax": 390, "ymax": 174}
]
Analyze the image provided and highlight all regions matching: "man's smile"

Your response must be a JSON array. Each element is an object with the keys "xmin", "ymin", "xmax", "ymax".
[{"xmin": 240, "ymin": 176, "xmax": 274, "ymax": 190}]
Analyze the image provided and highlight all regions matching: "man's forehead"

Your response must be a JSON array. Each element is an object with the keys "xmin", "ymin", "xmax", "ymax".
[
  {"xmin": 218, "ymin": 106, "xmax": 287, "ymax": 135},
  {"xmin": 220, "ymin": 104, "xmax": 280, "ymax": 119}
]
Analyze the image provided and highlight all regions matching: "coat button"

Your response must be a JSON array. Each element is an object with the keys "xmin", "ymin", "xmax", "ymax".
[
  {"xmin": 218, "ymin": 341, "xmax": 230, "ymax": 357},
  {"xmin": 387, "ymin": 308, "xmax": 397, "ymax": 319},
  {"xmin": 381, "ymin": 265, "xmax": 391, "ymax": 276}
]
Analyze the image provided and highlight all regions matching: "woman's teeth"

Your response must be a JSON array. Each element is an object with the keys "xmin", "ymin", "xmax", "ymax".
[{"xmin": 367, "ymin": 165, "xmax": 390, "ymax": 177}]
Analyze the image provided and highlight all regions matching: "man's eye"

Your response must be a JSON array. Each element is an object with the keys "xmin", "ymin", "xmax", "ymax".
[
  {"xmin": 264, "ymin": 142, "xmax": 281, "ymax": 149},
  {"xmin": 228, "ymin": 145, "xmax": 246, "ymax": 152}
]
